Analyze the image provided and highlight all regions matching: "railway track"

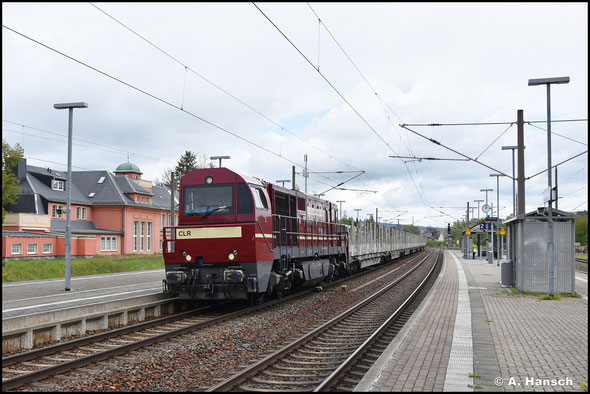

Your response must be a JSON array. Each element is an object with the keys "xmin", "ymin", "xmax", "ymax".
[
  {"xmin": 2, "ymin": 250, "xmax": 427, "ymax": 391},
  {"xmin": 206, "ymin": 249, "xmax": 441, "ymax": 392},
  {"xmin": 1, "ymin": 304, "xmax": 245, "ymax": 391}
]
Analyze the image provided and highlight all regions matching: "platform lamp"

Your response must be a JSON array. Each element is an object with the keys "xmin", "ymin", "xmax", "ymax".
[
  {"xmin": 276, "ymin": 179, "xmax": 290, "ymax": 187},
  {"xmin": 336, "ymin": 200, "xmax": 346, "ymax": 222},
  {"xmin": 501, "ymin": 146, "xmax": 520, "ymax": 217},
  {"xmin": 54, "ymin": 102, "xmax": 88, "ymax": 292},
  {"xmin": 210, "ymin": 155, "xmax": 230, "ymax": 168},
  {"xmin": 490, "ymin": 174, "xmax": 507, "ymax": 266},
  {"xmin": 528, "ymin": 76, "xmax": 570, "ymax": 296},
  {"xmin": 480, "ymin": 188, "xmax": 493, "ymax": 261},
  {"xmin": 473, "ymin": 199, "xmax": 484, "ymax": 220}
]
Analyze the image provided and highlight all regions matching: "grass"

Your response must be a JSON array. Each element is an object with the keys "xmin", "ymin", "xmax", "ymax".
[
  {"xmin": 2, "ymin": 254, "xmax": 165, "ymax": 283},
  {"xmin": 502, "ymin": 287, "xmax": 581, "ymax": 300}
]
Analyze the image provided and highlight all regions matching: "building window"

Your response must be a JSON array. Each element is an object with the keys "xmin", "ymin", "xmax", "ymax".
[
  {"xmin": 161, "ymin": 213, "xmax": 165, "ymax": 229},
  {"xmin": 43, "ymin": 243, "xmax": 53, "ymax": 254},
  {"xmin": 52, "ymin": 180, "xmax": 64, "ymax": 191},
  {"xmin": 160, "ymin": 239, "xmax": 163, "ymax": 250},
  {"xmin": 27, "ymin": 243, "xmax": 38, "ymax": 254},
  {"xmin": 52, "ymin": 204, "xmax": 64, "ymax": 218},
  {"xmin": 140, "ymin": 222, "xmax": 145, "ymax": 252},
  {"xmin": 133, "ymin": 221, "xmax": 138, "ymax": 251},
  {"xmin": 137, "ymin": 196, "xmax": 140, "ymax": 203},
  {"xmin": 147, "ymin": 222, "xmax": 152, "ymax": 251},
  {"xmin": 11, "ymin": 243, "xmax": 22, "ymax": 255},
  {"xmin": 101, "ymin": 236, "xmax": 117, "ymax": 252},
  {"xmin": 76, "ymin": 207, "xmax": 87, "ymax": 220}
]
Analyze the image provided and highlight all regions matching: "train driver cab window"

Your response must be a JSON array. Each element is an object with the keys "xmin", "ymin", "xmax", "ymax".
[
  {"xmin": 183, "ymin": 184, "xmax": 233, "ymax": 217},
  {"xmin": 237, "ymin": 183, "xmax": 254, "ymax": 214},
  {"xmin": 250, "ymin": 186, "xmax": 268, "ymax": 210}
]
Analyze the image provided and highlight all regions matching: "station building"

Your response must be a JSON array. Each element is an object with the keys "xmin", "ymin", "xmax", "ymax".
[{"xmin": 2, "ymin": 160, "xmax": 178, "ymax": 260}]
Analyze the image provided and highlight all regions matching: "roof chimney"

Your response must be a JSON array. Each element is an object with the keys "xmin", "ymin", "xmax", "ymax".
[{"xmin": 17, "ymin": 159, "xmax": 27, "ymax": 181}]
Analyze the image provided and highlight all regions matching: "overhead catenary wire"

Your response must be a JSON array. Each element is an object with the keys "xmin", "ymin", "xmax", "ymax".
[
  {"xmin": 255, "ymin": 3, "xmax": 432, "ymax": 209},
  {"xmin": 1, "ymin": 24, "xmax": 347, "ymax": 191},
  {"xmin": 88, "ymin": 2, "xmax": 364, "ymax": 175},
  {"xmin": 3, "ymin": 120, "xmax": 166, "ymax": 163},
  {"xmin": 399, "ymin": 124, "xmax": 512, "ymax": 179}
]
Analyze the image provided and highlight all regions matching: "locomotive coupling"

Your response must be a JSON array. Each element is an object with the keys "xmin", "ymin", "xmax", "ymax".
[{"xmin": 223, "ymin": 269, "xmax": 245, "ymax": 283}]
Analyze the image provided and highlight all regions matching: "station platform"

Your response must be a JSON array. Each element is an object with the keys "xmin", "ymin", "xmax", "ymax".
[{"xmin": 355, "ymin": 249, "xmax": 588, "ymax": 392}]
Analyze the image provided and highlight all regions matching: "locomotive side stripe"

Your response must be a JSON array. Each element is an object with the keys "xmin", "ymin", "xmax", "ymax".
[{"xmin": 176, "ymin": 227, "xmax": 242, "ymax": 239}]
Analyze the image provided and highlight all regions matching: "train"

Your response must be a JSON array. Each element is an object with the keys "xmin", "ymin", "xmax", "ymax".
[{"xmin": 162, "ymin": 167, "xmax": 426, "ymax": 303}]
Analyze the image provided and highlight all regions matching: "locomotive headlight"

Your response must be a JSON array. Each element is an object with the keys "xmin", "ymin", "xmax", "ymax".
[
  {"xmin": 185, "ymin": 254, "xmax": 192, "ymax": 261},
  {"xmin": 228, "ymin": 249, "xmax": 238, "ymax": 260},
  {"xmin": 205, "ymin": 176, "xmax": 213, "ymax": 184}
]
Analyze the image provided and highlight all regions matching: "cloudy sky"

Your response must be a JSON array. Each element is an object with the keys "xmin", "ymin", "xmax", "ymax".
[{"xmin": 2, "ymin": 2, "xmax": 588, "ymax": 229}]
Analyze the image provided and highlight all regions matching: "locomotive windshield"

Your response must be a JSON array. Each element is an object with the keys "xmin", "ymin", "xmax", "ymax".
[{"xmin": 183, "ymin": 184, "xmax": 234, "ymax": 217}]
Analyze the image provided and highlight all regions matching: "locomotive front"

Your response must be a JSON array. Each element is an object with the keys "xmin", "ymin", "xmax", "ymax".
[{"xmin": 162, "ymin": 168, "xmax": 274, "ymax": 302}]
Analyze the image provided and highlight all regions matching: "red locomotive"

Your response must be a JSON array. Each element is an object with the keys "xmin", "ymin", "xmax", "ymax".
[{"xmin": 162, "ymin": 167, "xmax": 349, "ymax": 303}]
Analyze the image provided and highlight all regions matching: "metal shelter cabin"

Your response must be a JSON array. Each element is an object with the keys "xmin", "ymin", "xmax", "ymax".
[
  {"xmin": 503, "ymin": 207, "xmax": 577, "ymax": 293},
  {"xmin": 463, "ymin": 221, "xmax": 501, "ymax": 259}
]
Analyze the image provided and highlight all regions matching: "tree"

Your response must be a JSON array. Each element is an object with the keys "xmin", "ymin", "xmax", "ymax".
[
  {"xmin": 175, "ymin": 150, "xmax": 198, "ymax": 179},
  {"xmin": 156, "ymin": 152, "xmax": 214, "ymax": 186},
  {"xmin": 154, "ymin": 165, "xmax": 176, "ymax": 187},
  {"xmin": 402, "ymin": 224, "xmax": 421, "ymax": 235},
  {"xmin": 2, "ymin": 140, "xmax": 24, "ymax": 223},
  {"xmin": 575, "ymin": 214, "xmax": 588, "ymax": 246}
]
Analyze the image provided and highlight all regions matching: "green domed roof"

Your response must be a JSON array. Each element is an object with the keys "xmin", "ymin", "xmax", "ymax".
[{"xmin": 115, "ymin": 162, "xmax": 142, "ymax": 174}]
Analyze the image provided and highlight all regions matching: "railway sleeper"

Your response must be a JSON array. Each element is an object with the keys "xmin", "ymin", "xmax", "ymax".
[
  {"xmin": 21, "ymin": 362, "xmax": 52, "ymax": 368},
  {"xmin": 303, "ymin": 344, "xmax": 360, "ymax": 351},
  {"xmin": 290, "ymin": 353, "xmax": 344, "ymax": 361},
  {"xmin": 262, "ymin": 370, "xmax": 326, "ymax": 379},
  {"xmin": 251, "ymin": 376, "xmax": 325, "ymax": 385},
  {"xmin": 273, "ymin": 364, "xmax": 336, "ymax": 371},
  {"xmin": 41, "ymin": 356, "xmax": 75, "ymax": 362},
  {"xmin": 239, "ymin": 384, "xmax": 315, "ymax": 392}
]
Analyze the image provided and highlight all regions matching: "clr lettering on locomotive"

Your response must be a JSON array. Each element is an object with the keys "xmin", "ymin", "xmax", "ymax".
[{"xmin": 178, "ymin": 230, "xmax": 192, "ymax": 237}]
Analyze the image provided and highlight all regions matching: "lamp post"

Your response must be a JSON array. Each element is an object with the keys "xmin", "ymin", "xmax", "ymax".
[
  {"xmin": 54, "ymin": 102, "xmax": 88, "ymax": 292},
  {"xmin": 473, "ymin": 199, "xmax": 484, "ymax": 220},
  {"xmin": 336, "ymin": 200, "xmax": 346, "ymax": 222},
  {"xmin": 276, "ymin": 179, "xmax": 290, "ymax": 188},
  {"xmin": 528, "ymin": 76, "xmax": 569, "ymax": 296},
  {"xmin": 210, "ymin": 155, "xmax": 230, "ymax": 168},
  {"xmin": 490, "ymin": 174, "xmax": 507, "ymax": 265},
  {"xmin": 501, "ymin": 146, "xmax": 520, "ymax": 217},
  {"xmin": 354, "ymin": 208, "xmax": 362, "ymax": 225},
  {"xmin": 480, "ymin": 188, "xmax": 493, "ymax": 262}
]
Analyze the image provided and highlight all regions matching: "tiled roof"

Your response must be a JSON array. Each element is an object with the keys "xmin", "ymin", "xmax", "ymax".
[{"xmin": 7, "ymin": 161, "xmax": 178, "ymax": 215}]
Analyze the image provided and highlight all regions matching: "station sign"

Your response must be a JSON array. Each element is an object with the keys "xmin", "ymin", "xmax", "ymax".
[
  {"xmin": 484, "ymin": 217, "xmax": 498, "ymax": 223},
  {"xmin": 479, "ymin": 223, "xmax": 492, "ymax": 230}
]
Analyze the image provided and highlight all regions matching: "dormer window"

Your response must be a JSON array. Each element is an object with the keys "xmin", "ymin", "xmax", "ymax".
[{"xmin": 52, "ymin": 180, "xmax": 65, "ymax": 191}]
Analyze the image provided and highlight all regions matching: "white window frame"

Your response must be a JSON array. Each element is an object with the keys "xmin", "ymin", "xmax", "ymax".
[
  {"xmin": 27, "ymin": 243, "xmax": 38, "ymax": 255},
  {"xmin": 147, "ymin": 222, "xmax": 152, "ymax": 251},
  {"xmin": 100, "ymin": 236, "xmax": 118, "ymax": 252},
  {"xmin": 161, "ymin": 213, "xmax": 165, "ymax": 229},
  {"xmin": 42, "ymin": 243, "xmax": 52, "ymax": 254},
  {"xmin": 52, "ymin": 204, "xmax": 64, "ymax": 219},
  {"xmin": 11, "ymin": 243, "xmax": 22, "ymax": 255},
  {"xmin": 52, "ymin": 180, "xmax": 64, "ymax": 191},
  {"xmin": 133, "ymin": 221, "xmax": 138, "ymax": 251},
  {"xmin": 140, "ymin": 222, "xmax": 145, "ymax": 252}
]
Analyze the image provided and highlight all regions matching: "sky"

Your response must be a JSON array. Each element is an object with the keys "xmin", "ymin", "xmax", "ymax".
[{"xmin": 2, "ymin": 2, "xmax": 588, "ymax": 229}]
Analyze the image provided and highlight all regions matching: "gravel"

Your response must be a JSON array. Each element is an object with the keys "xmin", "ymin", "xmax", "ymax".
[{"xmin": 19, "ymin": 250, "xmax": 435, "ymax": 392}]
